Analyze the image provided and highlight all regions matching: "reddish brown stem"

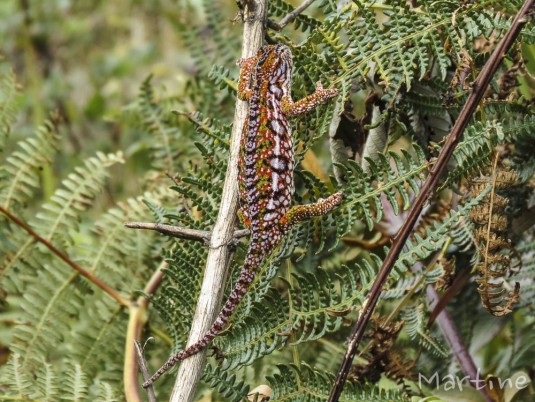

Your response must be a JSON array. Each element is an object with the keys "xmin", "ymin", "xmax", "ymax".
[
  {"xmin": 426, "ymin": 285, "xmax": 494, "ymax": 402},
  {"xmin": 0, "ymin": 205, "xmax": 130, "ymax": 307},
  {"xmin": 328, "ymin": 1, "xmax": 534, "ymax": 400}
]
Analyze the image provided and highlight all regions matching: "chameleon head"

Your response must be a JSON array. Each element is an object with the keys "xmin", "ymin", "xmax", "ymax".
[
  {"xmin": 259, "ymin": 44, "xmax": 292, "ymax": 60},
  {"xmin": 257, "ymin": 44, "xmax": 293, "ymax": 89}
]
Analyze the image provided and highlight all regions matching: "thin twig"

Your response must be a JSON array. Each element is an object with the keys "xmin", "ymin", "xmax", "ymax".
[
  {"xmin": 124, "ymin": 221, "xmax": 249, "ymax": 243},
  {"xmin": 134, "ymin": 341, "xmax": 157, "ymax": 402},
  {"xmin": 0, "ymin": 205, "xmax": 130, "ymax": 307},
  {"xmin": 268, "ymin": 0, "xmax": 316, "ymax": 30},
  {"xmin": 328, "ymin": 1, "xmax": 535, "ymax": 400},
  {"xmin": 166, "ymin": 2, "xmax": 267, "ymax": 401}
]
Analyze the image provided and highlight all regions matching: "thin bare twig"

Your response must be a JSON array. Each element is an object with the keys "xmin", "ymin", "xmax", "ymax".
[
  {"xmin": 0, "ymin": 205, "xmax": 130, "ymax": 307},
  {"xmin": 124, "ymin": 221, "xmax": 249, "ymax": 243},
  {"xmin": 268, "ymin": 0, "xmax": 316, "ymax": 30},
  {"xmin": 328, "ymin": 1, "xmax": 535, "ymax": 400},
  {"xmin": 134, "ymin": 341, "xmax": 157, "ymax": 402}
]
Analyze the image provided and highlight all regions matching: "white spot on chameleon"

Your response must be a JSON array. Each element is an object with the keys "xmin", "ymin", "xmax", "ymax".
[
  {"xmin": 271, "ymin": 172, "xmax": 280, "ymax": 192},
  {"xmin": 270, "ymin": 158, "xmax": 286, "ymax": 170}
]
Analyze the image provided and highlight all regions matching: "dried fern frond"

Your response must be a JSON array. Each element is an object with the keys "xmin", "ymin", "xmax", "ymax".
[{"xmin": 469, "ymin": 161, "xmax": 521, "ymax": 316}]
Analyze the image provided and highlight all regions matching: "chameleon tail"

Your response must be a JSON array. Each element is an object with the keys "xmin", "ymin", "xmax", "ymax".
[{"xmin": 142, "ymin": 253, "xmax": 261, "ymax": 388}]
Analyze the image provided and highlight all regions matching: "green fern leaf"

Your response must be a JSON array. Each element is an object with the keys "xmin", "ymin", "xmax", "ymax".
[
  {"xmin": 202, "ymin": 364, "xmax": 250, "ymax": 402},
  {"xmin": 0, "ymin": 354, "xmax": 34, "ymax": 400},
  {"xmin": 268, "ymin": 364, "xmax": 410, "ymax": 401},
  {"xmin": 403, "ymin": 303, "xmax": 449, "ymax": 357},
  {"xmin": 0, "ymin": 69, "xmax": 21, "ymax": 148},
  {"xmin": 0, "ymin": 117, "xmax": 60, "ymax": 211},
  {"xmin": 62, "ymin": 364, "xmax": 89, "ymax": 402}
]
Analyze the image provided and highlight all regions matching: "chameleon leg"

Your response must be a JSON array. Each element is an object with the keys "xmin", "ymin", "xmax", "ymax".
[
  {"xmin": 279, "ymin": 192, "xmax": 344, "ymax": 232},
  {"xmin": 237, "ymin": 56, "xmax": 257, "ymax": 101},
  {"xmin": 281, "ymin": 81, "xmax": 339, "ymax": 117}
]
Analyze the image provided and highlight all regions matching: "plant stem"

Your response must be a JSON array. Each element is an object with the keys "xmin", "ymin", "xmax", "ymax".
[
  {"xmin": 166, "ymin": 2, "xmax": 267, "ymax": 401},
  {"xmin": 0, "ymin": 205, "xmax": 130, "ymax": 307},
  {"xmin": 268, "ymin": 0, "xmax": 317, "ymax": 30},
  {"xmin": 125, "ymin": 262, "xmax": 165, "ymax": 402},
  {"xmin": 124, "ymin": 221, "xmax": 249, "ymax": 243},
  {"xmin": 328, "ymin": 1, "xmax": 535, "ymax": 400},
  {"xmin": 426, "ymin": 285, "xmax": 494, "ymax": 402}
]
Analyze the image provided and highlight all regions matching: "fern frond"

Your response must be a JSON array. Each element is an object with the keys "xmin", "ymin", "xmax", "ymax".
[
  {"xmin": 202, "ymin": 364, "xmax": 250, "ymax": 402},
  {"xmin": 403, "ymin": 304, "xmax": 449, "ymax": 357},
  {"xmin": 34, "ymin": 360, "xmax": 59, "ymax": 401},
  {"xmin": 469, "ymin": 166, "xmax": 521, "ymax": 316},
  {"xmin": 34, "ymin": 151, "xmax": 124, "ymax": 242},
  {"xmin": 208, "ymin": 64, "xmax": 235, "ymax": 94},
  {"xmin": 1, "ymin": 151, "xmax": 124, "ymax": 281},
  {"xmin": 392, "ymin": 191, "xmax": 486, "ymax": 279},
  {"xmin": 337, "ymin": 146, "xmax": 428, "ymax": 231},
  {"xmin": 10, "ymin": 259, "xmax": 86, "ymax": 368},
  {"xmin": 63, "ymin": 364, "xmax": 89, "ymax": 402},
  {"xmin": 0, "ymin": 354, "xmax": 34, "ymax": 400},
  {"xmin": 2, "ymin": 153, "xmax": 124, "ymax": 370},
  {"xmin": 151, "ymin": 241, "xmax": 207, "ymax": 352},
  {"xmin": 0, "ymin": 116, "xmax": 60, "ymax": 211},
  {"xmin": 268, "ymin": 364, "xmax": 410, "ymax": 401},
  {"xmin": 71, "ymin": 192, "xmax": 170, "ymax": 378},
  {"xmin": 95, "ymin": 381, "xmax": 120, "ymax": 402},
  {"xmin": 0, "ymin": 69, "xmax": 21, "ymax": 147},
  {"xmin": 220, "ymin": 260, "xmax": 377, "ymax": 370},
  {"xmin": 446, "ymin": 114, "xmax": 535, "ymax": 186}
]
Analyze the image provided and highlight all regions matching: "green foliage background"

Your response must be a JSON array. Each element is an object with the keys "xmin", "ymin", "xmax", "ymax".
[{"xmin": 0, "ymin": 0, "xmax": 534, "ymax": 401}]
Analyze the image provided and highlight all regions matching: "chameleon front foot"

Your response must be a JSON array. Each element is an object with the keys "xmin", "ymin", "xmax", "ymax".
[{"xmin": 280, "ymin": 192, "xmax": 344, "ymax": 231}]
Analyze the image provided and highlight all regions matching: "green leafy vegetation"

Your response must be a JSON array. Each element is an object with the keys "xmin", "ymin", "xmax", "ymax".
[{"xmin": 0, "ymin": 1, "xmax": 534, "ymax": 401}]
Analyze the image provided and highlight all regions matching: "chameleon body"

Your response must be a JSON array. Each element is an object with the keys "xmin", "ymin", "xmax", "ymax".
[{"xmin": 143, "ymin": 44, "xmax": 342, "ymax": 388}]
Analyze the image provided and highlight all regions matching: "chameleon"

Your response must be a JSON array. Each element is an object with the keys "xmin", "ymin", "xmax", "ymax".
[{"xmin": 143, "ymin": 44, "xmax": 343, "ymax": 388}]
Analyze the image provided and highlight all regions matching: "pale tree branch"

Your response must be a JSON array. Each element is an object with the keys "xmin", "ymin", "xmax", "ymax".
[
  {"xmin": 166, "ymin": 2, "xmax": 267, "ymax": 401},
  {"xmin": 124, "ymin": 221, "xmax": 249, "ymax": 243}
]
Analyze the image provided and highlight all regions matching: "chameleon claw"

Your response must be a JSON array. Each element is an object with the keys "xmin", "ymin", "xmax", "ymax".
[{"xmin": 316, "ymin": 81, "xmax": 339, "ymax": 98}]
